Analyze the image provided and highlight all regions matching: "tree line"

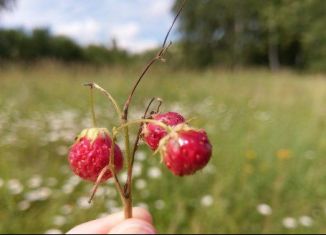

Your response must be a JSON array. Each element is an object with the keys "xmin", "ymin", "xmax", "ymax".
[
  {"xmin": 173, "ymin": 0, "xmax": 326, "ymax": 72},
  {"xmin": 0, "ymin": 28, "xmax": 131, "ymax": 64},
  {"xmin": 0, "ymin": 0, "xmax": 325, "ymax": 72}
]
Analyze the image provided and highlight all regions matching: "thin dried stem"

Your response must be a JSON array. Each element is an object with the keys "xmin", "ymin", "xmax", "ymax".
[
  {"xmin": 84, "ymin": 82, "xmax": 122, "ymax": 119},
  {"xmin": 122, "ymin": 0, "xmax": 187, "ymax": 119},
  {"xmin": 89, "ymin": 87, "xmax": 97, "ymax": 127},
  {"xmin": 161, "ymin": 0, "xmax": 187, "ymax": 50},
  {"xmin": 117, "ymin": 119, "xmax": 170, "ymax": 132},
  {"xmin": 120, "ymin": 0, "xmax": 186, "ymax": 219},
  {"xmin": 88, "ymin": 166, "xmax": 109, "ymax": 204}
]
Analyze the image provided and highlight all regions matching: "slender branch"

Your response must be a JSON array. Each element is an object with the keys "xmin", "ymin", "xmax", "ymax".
[
  {"xmin": 122, "ymin": 0, "xmax": 187, "ymax": 120},
  {"xmin": 161, "ymin": 0, "xmax": 187, "ymax": 50},
  {"xmin": 84, "ymin": 82, "xmax": 122, "ymax": 119},
  {"xmin": 119, "ymin": 0, "xmax": 186, "ymax": 219}
]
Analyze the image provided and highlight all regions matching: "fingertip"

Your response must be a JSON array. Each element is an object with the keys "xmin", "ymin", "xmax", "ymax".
[
  {"xmin": 132, "ymin": 207, "xmax": 153, "ymax": 224},
  {"xmin": 66, "ymin": 207, "xmax": 153, "ymax": 234},
  {"xmin": 108, "ymin": 218, "xmax": 156, "ymax": 234}
]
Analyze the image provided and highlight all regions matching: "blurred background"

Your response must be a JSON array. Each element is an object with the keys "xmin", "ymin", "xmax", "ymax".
[{"xmin": 0, "ymin": 0, "xmax": 325, "ymax": 233}]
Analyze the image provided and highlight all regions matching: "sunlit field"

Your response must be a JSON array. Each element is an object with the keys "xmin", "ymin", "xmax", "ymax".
[{"xmin": 0, "ymin": 63, "xmax": 325, "ymax": 234}]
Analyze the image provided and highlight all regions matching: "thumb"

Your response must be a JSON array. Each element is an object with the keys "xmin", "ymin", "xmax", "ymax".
[{"xmin": 108, "ymin": 218, "xmax": 156, "ymax": 234}]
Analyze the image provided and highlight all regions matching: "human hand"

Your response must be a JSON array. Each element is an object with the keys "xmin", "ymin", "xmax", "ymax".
[{"xmin": 66, "ymin": 207, "xmax": 156, "ymax": 234}]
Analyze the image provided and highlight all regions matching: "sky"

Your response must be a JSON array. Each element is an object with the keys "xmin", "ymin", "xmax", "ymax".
[{"xmin": 0, "ymin": 0, "xmax": 176, "ymax": 53}]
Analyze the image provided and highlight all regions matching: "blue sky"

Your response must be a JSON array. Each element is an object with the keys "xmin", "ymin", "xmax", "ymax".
[{"xmin": 0, "ymin": 0, "xmax": 176, "ymax": 53}]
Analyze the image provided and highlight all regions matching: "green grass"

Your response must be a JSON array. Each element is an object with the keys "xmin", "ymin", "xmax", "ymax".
[{"xmin": 0, "ymin": 63, "xmax": 325, "ymax": 233}]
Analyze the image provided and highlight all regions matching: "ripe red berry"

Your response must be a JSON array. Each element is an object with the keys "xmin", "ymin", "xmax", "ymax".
[
  {"xmin": 161, "ymin": 126, "xmax": 212, "ymax": 176},
  {"xmin": 142, "ymin": 112, "xmax": 185, "ymax": 150},
  {"xmin": 68, "ymin": 128, "xmax": 123, "ymax": 182}
]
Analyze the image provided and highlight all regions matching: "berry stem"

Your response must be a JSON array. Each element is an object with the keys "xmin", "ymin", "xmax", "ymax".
[
  {"xmin": 120, "ymin": 3, "xmax": 185, "ymax": 217},
  {"xmin": 88, "ymin": 166, "xmax": 108, "ymax": 203},
  {"xmin": 117, "ymin": 119, "xmax": 171, "ymax": 132},
  {"xmin": 84, "ymin": 82, "xmax": 122, "ymax": 119},
  {"xmin": 110, "ymin": 129, "xmax": 128, "ymax": 211},
  {"xmin": 102, "ymin": 1, "xmax": 185, "ymax": 220},
  {"xmin": 121, "ymin": 121, "xmax": 132, "ymax": 218},
  {"xmin": 89, "ymin": 86, "xmax": 97, "ymax": 127},
  {"xmin": 121, "ymin": 0, "xmax": 186, "ymax": 119}
]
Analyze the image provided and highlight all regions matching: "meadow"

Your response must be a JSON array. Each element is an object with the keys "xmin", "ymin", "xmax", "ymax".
[{"xmin": 0, "ymin": 63, "xmax": 325, "ymax": 234}]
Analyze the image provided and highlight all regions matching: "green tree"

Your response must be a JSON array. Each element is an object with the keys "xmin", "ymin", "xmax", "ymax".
[
  {"xmin": 173, "ymin": 0, "xmax": 263, "ymax": 68},
  {"xmin": 173, "ymin": 0, "xmax": 326, "ymax": 71},
  {"xmin": 50, "ymin": 35, "xmax": 84, "ymax": 61}
]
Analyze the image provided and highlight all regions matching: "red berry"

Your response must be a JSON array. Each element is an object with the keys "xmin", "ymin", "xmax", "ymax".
[
  {"xmin": 68, "ymin": 128, "xmax": 123, "ymax": 182},
  {"xmin": 161, "ymin": 127, "xmax": 212, "ymax": 176},
  {"xmin": 142, "ymin": 112, "xmax": 185, "ymax": 150}
]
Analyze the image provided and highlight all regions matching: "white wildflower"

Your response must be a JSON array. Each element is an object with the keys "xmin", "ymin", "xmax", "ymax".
[
  {"xmin": 60, "ymin": 205, "xmax": 73, "ymax": 215},
  {"xmin": 96, "ymin": 186, "xmax": 106, "ymax": 197},
  {"xmin": 27, "ymin": 175, "xmax": 42, "ymax": 188},
  {"xmin": 299, "ymin": 216, "xmax": 313, "ymax": 227},
  {"xmin": 135, "ymin": 179, "xmax": 147, "ymax": 190},
  {"xmin": 154, "ymin": 200, "xmax": 165, "ymax": 210},
  {"xmin": 132, "ymin": 162, "xmax": 143, "ymax": 177},
  {"xmin": 17, "ymin": 200, "xmax": 31, "ymax": 211},
  {"xmin": 135, "ymin": 150, "xmax": 146, "ymax": 161},
  {"xmin": 67, "ymin": 175, "xmax": 81, "ymax": 186},
  {"xmin": 147, "ymin": 167, "xmax": 162, "ymax": 179},
  {"xmin": 25, "ymin": 187, "xmax": 52, "ymax": 201},
  {"xmin": 38, "ymin": 187, "xmax": 52, "ymax": 200},
  {"xmin": 7, "ymin": 179, "xmax": 24, "ymax": 195},
  {"xmin": 53, "ymin": 215, "xmax": 66, "ymax": 226},
  {"xmin": 77, "ymin": 197, "xmax": 91, "ymax": 209},
  {"xmin": 256, "ymin": 204, "xmax": 272, "ymax": 216},
  {"xmin": 120, "ymin": 171, "xmax": 128, "ymax": 182},
  {"xmin": 44, "ymin": 229, "xmax": 63, "ymax": 234},
  {"xmin": 201, "ymin": 195, "xmax": 214, "ymax": 207},
  {"xmin": 282, "ymin": 217, "xmax": 297, "ymax": 229},
  {"xmin": 62, "ymin": 184, "xmax": 74, "ymax": 194}
]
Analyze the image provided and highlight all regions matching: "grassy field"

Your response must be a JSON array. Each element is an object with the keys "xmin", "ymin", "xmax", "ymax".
[{"xmin": 0, "ymin": 63, "xmax": 325, "ymax": 234}]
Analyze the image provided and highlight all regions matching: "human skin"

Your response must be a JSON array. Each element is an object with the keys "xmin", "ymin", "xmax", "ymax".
[{"xmin": 66, "ymin": 207, "xmax": 156, "ymax": 234}]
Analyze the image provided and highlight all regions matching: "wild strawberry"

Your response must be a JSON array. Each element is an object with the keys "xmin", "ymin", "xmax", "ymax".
[
  {"xmin": 142, "ymin": 112, "xmax": 185, "ymax": 150},
  {"xmin": 160, "ymin": 125, "xmax": 212, "ymax": 176},
  {"xmin": 68, "ymin": 128, "xmax": 123, "ymax": 182}
]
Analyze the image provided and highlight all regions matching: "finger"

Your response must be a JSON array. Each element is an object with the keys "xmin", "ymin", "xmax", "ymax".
[
  {"xmin": 108, "ymin": 218, "xmax": 156, "ymax": 234},
  {"xmin": 66, "ymin": 207, "xmax": 152, "ymax": 234}
]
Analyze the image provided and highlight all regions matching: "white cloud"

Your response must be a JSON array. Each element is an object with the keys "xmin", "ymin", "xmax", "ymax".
[
  {"xmin": 110, "ymin": 22, "xmax": 139, "ymax": 40},
  {"xmin": 0, "ymin": 0, "xmax": 174, "ymax": 52},
  {"xmin": 148, "ymin": 0, "xmax": 173, "ymax": 17},
  {"xmin": 108, "ymin": 22, "xmax": 158, "ymax": 53},
  {"xmin": 119, "ymin": 38, "xmax": 158, "ymax": 53},
  {"xmin": 53, "ymin": 18, "xmax": 101, "ymax": 45}
]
